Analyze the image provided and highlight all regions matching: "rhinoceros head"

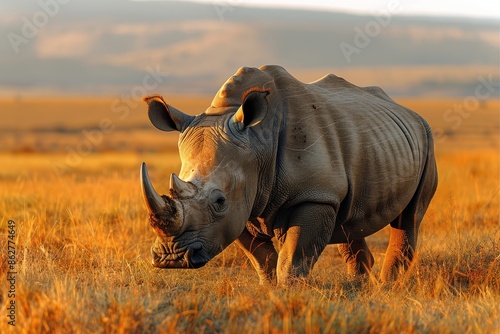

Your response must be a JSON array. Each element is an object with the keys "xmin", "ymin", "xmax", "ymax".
[{"xmin": 141, "ymin": 90, "xmax": 272, "ymax": 269}]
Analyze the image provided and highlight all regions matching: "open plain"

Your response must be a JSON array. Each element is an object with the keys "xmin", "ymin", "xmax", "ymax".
[{"xmin": 0, "ymin": 97, "xmax": 499, "ymax": 333}]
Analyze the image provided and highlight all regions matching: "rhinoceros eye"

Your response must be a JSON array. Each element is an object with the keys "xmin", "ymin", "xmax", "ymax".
[
  {"xmin": 216, "ymin": 197, "xmax": 226, "ymax": 206},
  {"xmin": 210, "ymin": 190, "xmax": 228, "ymax": 213}
]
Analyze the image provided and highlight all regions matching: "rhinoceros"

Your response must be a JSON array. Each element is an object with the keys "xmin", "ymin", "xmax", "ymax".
[{"xmin": 140, "ymin": 65, "xmax": 438, "ymax": 285}]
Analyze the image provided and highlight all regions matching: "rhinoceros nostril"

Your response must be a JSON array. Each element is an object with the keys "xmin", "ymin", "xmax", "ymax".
[
  {"xmin": 190, "ymin": 242, "xmax": 203, "ymax": 251},
  {"xmin": 187, "ymin": 242, "xmax": 208, "ymax": 268}
]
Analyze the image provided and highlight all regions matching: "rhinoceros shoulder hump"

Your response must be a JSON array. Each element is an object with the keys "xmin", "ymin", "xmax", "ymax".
[
  {"xmin": 207, "ymin": 66, "xmax": 280, "ymax": 114},
  {"xmin": 309, "ymin": 73, "xmax": 356, "ymax": 90}
]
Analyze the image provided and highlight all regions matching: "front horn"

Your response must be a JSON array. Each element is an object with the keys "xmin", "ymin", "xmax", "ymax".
[{"xmin": 140, "ymin": 162, "xmax": 167, "ymax": 215}]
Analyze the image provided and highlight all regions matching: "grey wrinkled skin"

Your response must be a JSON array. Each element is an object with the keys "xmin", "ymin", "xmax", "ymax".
[{"xmin": 140, "ymin": 65, "xmax": 438, "ymax": 285}]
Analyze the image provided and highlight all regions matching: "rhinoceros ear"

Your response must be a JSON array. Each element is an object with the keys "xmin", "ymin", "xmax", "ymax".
[
  {"xmin": 143, "ymin": 94, "xmax": 194, "ymax": 132},
  {"xmin": 233, "ymin": 89, "xmax": 269, "ymax": 129}
]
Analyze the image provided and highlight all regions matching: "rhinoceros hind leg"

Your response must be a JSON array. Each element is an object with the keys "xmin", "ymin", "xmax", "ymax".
[
  {"xmin": 236, "ymin": 228, "xmax": 278, "ymax": 285},
  {"xmin": 338, "ymin": 238, "xmax": 374, "ymax": 277},
  {"xmin": 380, "ymin": 223, "xmax": 417, "ymax": 282},
  {"xmin": 381, "ymin": 130, "xmax": 438, "ymax": 282}
]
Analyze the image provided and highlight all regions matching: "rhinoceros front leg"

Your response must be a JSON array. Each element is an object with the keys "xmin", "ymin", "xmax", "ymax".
[
  {"xmin": 276, "ymin": 203, "xmax": 336, "ymax": 285},
  {"xmin": 236, "ymin": 227, "xmax": 278, "ymax": 285},
  {"xmin": 338, "ymin": 238, "xmax": 374, "ymax": 277}
]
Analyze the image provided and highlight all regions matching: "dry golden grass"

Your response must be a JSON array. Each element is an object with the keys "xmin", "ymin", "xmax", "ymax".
[
  {"xmin": 0, "ymin": 95, "xmax": 211, "ymax": 153},
  {"xmin": 1, "ymin": 94, "xmax": 498, "ymax": 152},
  {"xmin": 0, "ymin": 97, "xmax": 499, "ymax": 333},
  {"xmin": 399, "ymin": 98, "xmax": 499, "ymax": 150}
]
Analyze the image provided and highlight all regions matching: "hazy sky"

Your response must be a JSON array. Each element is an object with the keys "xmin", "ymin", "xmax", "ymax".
[{"xmin": 164, "ymin": 0, "xmax": 500, "ymax": 20}]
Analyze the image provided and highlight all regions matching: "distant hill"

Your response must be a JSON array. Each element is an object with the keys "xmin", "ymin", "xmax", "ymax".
[{"xmin": 0, "ymin": 0, "xmax": 498, "ymax": 97}]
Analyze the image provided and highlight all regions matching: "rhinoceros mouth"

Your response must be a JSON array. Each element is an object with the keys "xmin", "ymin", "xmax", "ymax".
[{"xmin": 151, "ymin": 242, "xmax": 209, "ymax": 269}]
